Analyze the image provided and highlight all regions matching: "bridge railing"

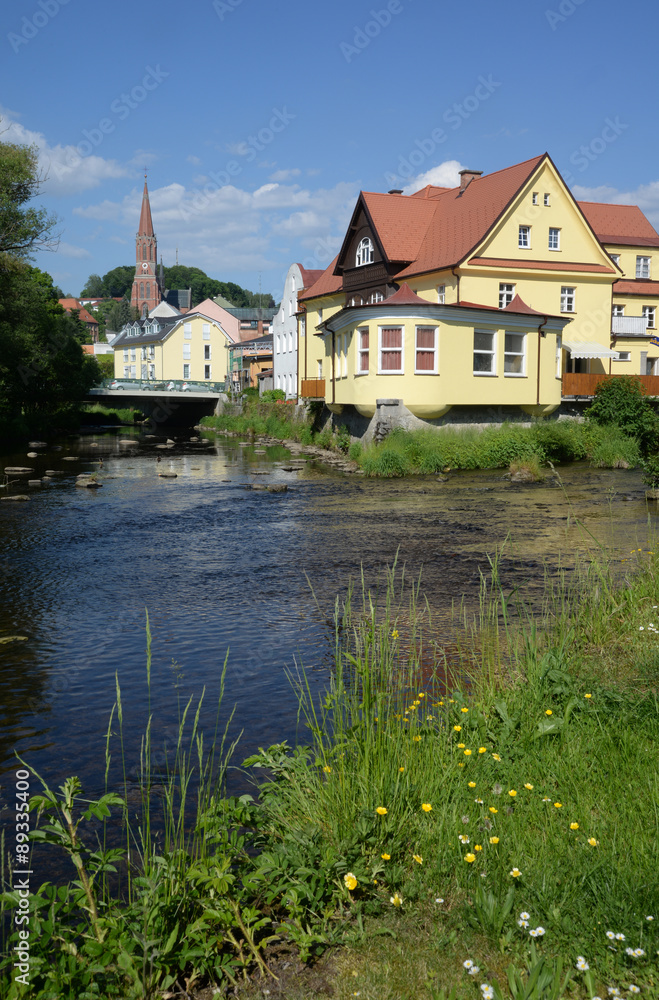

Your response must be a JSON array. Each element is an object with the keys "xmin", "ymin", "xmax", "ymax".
[{"xmin": 97, "ymin": 379, "xmax": 227, "ymax": 393}]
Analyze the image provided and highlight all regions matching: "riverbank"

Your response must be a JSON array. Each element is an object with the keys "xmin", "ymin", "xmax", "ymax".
[
  {"xmin": 3, "ymin": 542, "xmax": 657, "ymax": 999},
  {"xmin": 200, "ymin": 404, "xmax": 642, "ymax": 477}
]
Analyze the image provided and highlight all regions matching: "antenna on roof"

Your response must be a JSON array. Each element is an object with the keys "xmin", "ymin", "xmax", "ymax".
[
  {"xmin": 258, "ymin": 272, "xmax": 262, "ymax": 321},
  {"xmin": 176, "ymin": 247, "xmax": 179, "ymax": 265}
]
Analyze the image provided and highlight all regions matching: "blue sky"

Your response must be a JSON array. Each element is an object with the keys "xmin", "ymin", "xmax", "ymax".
[{"xmin": 2, "ymin": 0, "xmax": 658, "ymax": 300}]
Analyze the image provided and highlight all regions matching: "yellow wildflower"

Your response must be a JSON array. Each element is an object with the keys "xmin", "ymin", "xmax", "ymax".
[
  {"xmin": 489, "ymin": 806, "xmax": 498, "ymax": 814},
  {"xmin": 390, "ymin": 892, "xmax": 403, "ymax": 907},
  {"xmin": 468, "ymin": 781, "xmax": 476, "ymax": 788},
  {"xmin": 413, "ymin": 735, "xmax": 421, "ymax": 742},
  {"xmin": 413, "ymin": 854, "xmax": 423, "ymax": 864},
  {"xmin": 323, "ymin": 765, "xmax": 332, "ymax": 773},
  {"xmin": 584, "ymin": 693, "xmax": 592, "ymax": 699},
  {"xmin": 545, "ymin": 709, "xmax": 553, "ymax": 716},
  {"xmin": 554, "ymin": 802, "xmax": 562, "ymax": 809},
  {"xmin": 381, "ymin": 853, "xmax": 391, "ymax": 860},
  {"xmin": 570, "ymin": 822, "xmax": 579, "ymax": 830},
  {"xmin": 509, "ymin": 868, "xmax": 522, "ymax": 878},
  {"xmin": 421, "ymin": 803, "xmax": 432, "ymax": 812},
  {"xmin": 376, "ymin": 806, "xmax": 388, "ymax": 816},
  {"xmin": 399, "ymin": 766, "xmax": 405, "ymax": 772},
  {"xmin": 492, "ymin": 753, "xmax": 501, "ymax": 761},
  {"xmin": 509, "ymin": 789, "xmax": 517, "ymax": 798},
  {"xmin": 474, "ymin": 844, "xmax": 483, "ymax": 852},
  {"xmin": 588, "ymin": 837, "xmax": 599, "ymax": 847},
  {"xmin": 453, "ymin": 725, "xmax": 462, "ymax": 732},
  {"xmin": 391, "ymin": 629, "xmax": 399, "ymax": 639},
  {"xmin": 344, "ymin": 873, "xmax": 358, "ymax": 890},
  {"xmin": 524, "ymin": 783, "xmax": 533, "ymax": 790},
  {"xmin": 418, "ymin": 692, "xmax": 426, "ymax": 699},
  {"xmin": 489, "ymin": 836, "xmax": 500, "ymax": 844},
  {"xmin": 478, "ymin": 746, "xmax": 487, "ymax": 753},
  {"xmin": 464, "ymin": 749, "xmax": 472, "ymax": 756},
  {"xmin": 457, "ymin": 743, "xmax": 466, "ymax": 748},
  {"xmin": 464, "ymin": 853, "xmax": 476, "ymax": 863},
  {"xmin": 461, "ymin": 707, "xmax": 469, "ymax": 713}
]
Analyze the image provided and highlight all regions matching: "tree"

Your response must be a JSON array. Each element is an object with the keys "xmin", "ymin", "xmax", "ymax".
[
  {"xmin": 0, "ymin": 134, "xmax": 58, "ymax": 265},
  {"xmin": 79, "ymin": 273, "xmax": 105, "ymax": 297}
]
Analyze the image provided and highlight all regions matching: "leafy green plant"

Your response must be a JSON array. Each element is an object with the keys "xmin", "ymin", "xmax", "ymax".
[{"xmin": 586, "ymin": 375, "xmax": 659, "ymax": 453}]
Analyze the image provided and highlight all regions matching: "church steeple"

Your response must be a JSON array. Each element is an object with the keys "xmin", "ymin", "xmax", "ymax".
[{"xmin": 130, "ymin": 173, "xmax": 161, "ymax": 318}]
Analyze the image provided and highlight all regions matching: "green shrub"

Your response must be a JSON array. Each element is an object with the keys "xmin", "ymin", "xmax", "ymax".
[
  {"xmin": 260, "ymin": 388, "xmax": 286, "ymax": 402},
  {"xmin": 586, "ymin": 376, "xmax": 659, "ymax": 453}
]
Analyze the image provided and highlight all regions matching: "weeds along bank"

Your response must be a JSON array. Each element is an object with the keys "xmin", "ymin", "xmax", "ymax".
[
  {"xmin": 200, "ymin": 401, "xmax": 645, "ymax": 476},
  {"xmin": 2, "ymin": 551, "xmax": 658, "ymax": 999}
]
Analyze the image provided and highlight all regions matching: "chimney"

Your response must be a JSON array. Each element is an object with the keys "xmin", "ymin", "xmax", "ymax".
[
  {"xmin": 459, "ymin": 169, "xmax": 483, "ymax": 193},
  {"xmin": 388, "ymin": 188, "xmax": 403, "ymax": 195}
]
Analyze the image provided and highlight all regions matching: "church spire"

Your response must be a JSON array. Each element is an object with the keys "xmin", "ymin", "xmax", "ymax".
[{"xmin": 138, "ymin": 173, "xmax": 155, "ymax": 237}]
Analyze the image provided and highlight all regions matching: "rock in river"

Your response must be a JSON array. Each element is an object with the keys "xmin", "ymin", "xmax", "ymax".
[
  {"xmin": 1, "ymin": 495, "xmax": 30, "ymax": 501},
  {"xmin": 4, "ymin": 467, "xmax": 33, "ymax": 474}
]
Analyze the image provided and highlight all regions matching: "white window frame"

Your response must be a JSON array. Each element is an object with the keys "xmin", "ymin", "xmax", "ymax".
[
  {"xmin": 357, "ymin": 327, "xmax": 369, "ymax": 375},
  {"xmin": 437, "ymin": 284, "xmax": 446, "ymax": 304},
  {"xmin": 184, "ymin": 322, "xmax": 192, "ymax": 339},
  {"xmin": 204, "ymin": 345, "xmax": 211, "ymax": 360},
  {"xmin": 123, "ymin": 348, "xmax": 129, "ymax": 362},
  {"xmin": 288, "ymin": 331, "xmax": 293, "ymax": 353},
  {"xmin": 148, "ymin": 345, "xmax": 155, "ymax": 359},
  {"xmin": 548, "ymin": 228, "xmax": 561, "ymax": 251},
  {"xmin": 148, "ymin": 363, "xmax": 155, "ymax": 378},
  {"xmin": 561, "ymin": 286, "xmax": 575, "ymax": 313},
  {"xmin": 356, "ymin": 237, "xmax": 374, "ymax": 267},
  {"xmin": 183, "ymin": 363, "xmax": 190, "ymax": 379},
  {"xmin": 473, "ymin": 330, "xmax": 496, "ymax": 376},
  {"xmin": 202, "ymin": 323, "xmax": 210, "ymax": 340},
  {"xmin": 555, "ymin": 334, "xmax": 562, "ymax": 379},
  {"xmin": 532, "ymin": 192, "xmax": 538, "ymax": 205},
  {"xmin": 276, "ymin": 334, "xmax": 280, "ymax": 354},
  {"xmin": 123, "ymin": 366, "xmax": 130, "ymax": 378},
  {"xmin": 370, "ymin": 290, "xmax": 383, "ymax": 303},
  {"xmin": 183, "ymin": 344, "xmax": 191, "ymax": 360},
  {"xmin": 612, "ymin": 304, "xmax": 625, "ymax": 317},
  {"xmin": 499, "ymin": 283, "xmax": 515, "ymax": 309},
  {"xmin": 643, "ymin": 305, "xmax": 656, "ymax": 329},
  {"xmin": 518, "ymin": 225, "xmax": 531, "ymax": 249},
  {"xmin": 610, "ymin": 253, "xmax": 620, "ymax": 267},
  {"xmin": 504, "ymin": 331, "xmax": 526, "ymax": 377},
  {"xmin": 130, "ymin": 365, "xmax": 136, "ymax": 378},
  {"xmin": 378, "ymin": 325, "xmax": 404, "ymax": 374},
  {"xmin": 130, "ymin": 349, "xmax": 136, "ymax": 362},
  {"xmin": 204, "ymin": 364, "xmax": 211, "ymax": 380},
  {"xmin": 636, "ymin": 256, "xmax": 651, "ymax": 279},
  {"xmin": 616, "ymin": 351, "xmax": 631, "ymax": 362},
  {"xmin": 414, "ymin": 326, "xmax": 438, "ymax": 374},
  {"xmin": 544, "ymin": 193, "xmax": 550, "ymax": 206}
]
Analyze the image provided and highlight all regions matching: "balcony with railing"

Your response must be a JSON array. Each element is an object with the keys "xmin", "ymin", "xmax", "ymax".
[
  {"xmin": 300, "ymin": 379, "xmax": 325, "ymax": 399},
  {"xmin": 611, "ymin": 315, "xmax": 649, "ymax": 336},
  {"xmin": 562, "ymin": 373, "xmax": 659, "ymax": 398}
]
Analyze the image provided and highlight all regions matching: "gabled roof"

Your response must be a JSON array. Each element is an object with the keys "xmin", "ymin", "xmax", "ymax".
[
  {"xmin": 58, "ymin": 299, "xmax": 98, "ymax": 325},
  {"xmin": 409, "ymin": 185, "xmax": 452, "ymax": 199},
  {"xmin": 298, "ymin": 256, "xmax": 342, "ymax": 301},
  {"xmin": 359, "ymin": 191, "xmax": 439, "ymax": 263},
  {"xmin": 384, "ymin": 283, "xmax": 430, "ymax": 306},
  {"xmin": 298, "ymin": 265, "xmax": 324, "ymax": 289},
  {"xmin": 578, "ymin": 202, "xmax": 659, "ymax": 248}
]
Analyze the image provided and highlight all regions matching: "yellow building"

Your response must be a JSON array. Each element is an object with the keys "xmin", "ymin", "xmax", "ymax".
[
  {"xmin": 297, "ymin": 153, "xmax": 659, "ymax": 425},
  {"xmin": 113, "ymin": 309, "xmax": 236, "ymax": 386}
]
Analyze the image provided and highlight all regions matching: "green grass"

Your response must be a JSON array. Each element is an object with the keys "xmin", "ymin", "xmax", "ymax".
[
  {"xmin": 81, "ymin": 403, "xmax": 143, "ymax": 425},
  {"xmin": 358, "ymin": 421, "xmax": 641, "ymax": 476},
  {"xmin": 2, "ymin": 543, "xmax": 659, "ymax": 998}
]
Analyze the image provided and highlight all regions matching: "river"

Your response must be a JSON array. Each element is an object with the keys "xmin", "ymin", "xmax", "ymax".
[{"xmin": 0, "ymin": 428, "xmax": 656, "ymax": 813}]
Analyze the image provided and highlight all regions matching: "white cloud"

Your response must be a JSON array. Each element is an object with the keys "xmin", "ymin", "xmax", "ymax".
[
  {"xmin": 269, "ymin": 168, "xmax": 301, "ymax": 182},
  {"xmin": 572, "ymin": 179, "xmax": 659, "ymax": 230},
  {"xmin": 56, "ymin": 241, "xmax": 91, "ymax": 259},
  {"xmin": 187, "ymin": 155, "xmax": 202, "ymax": 165},
  {"xmin": 0, "ymin": 110, "xmax": 130, "ymax": 196},
  {"xmin": 402, "ymin": 160, "xmax": 464, "ymax": 195}
]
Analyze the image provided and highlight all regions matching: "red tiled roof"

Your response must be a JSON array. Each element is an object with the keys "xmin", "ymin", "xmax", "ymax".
[
  {"xmin": 385, "ymin": 283, "xmax": 431, "ymax": 306},
  {"xmin": 459, "ymin": 299, "xmax": 565, "ymax": 321},
  {"xmin": 58, "ymin": 299, "xmax": 98, "ymax": 325},
  {"xmin": 409, "ymin": 185, "xmax": 452, "ymax": 199},
  {"xmin": 81, "ymin": 345, "xmax": 95, "ymax": 355},
  {"xmin": 613, "ymin": 280, "xmax": 659, "ymax": 297},
  {"xmin": 503, "ymin": 294, "xmax": 546, "ymax": 316},
  {"xmin": 578, "ymin": 202, "xmax": 659, "ymax": 247},
  {"xmin": 298, "ymin": 266, "xmax": 324, "ymax": 289},
  {"xmin": 361, "ymin": 190, "xmax": 437, "ymax": 262},
  {"xmin": 298, "ymin": 256, "xmax": 342, "ymax": 301},
  {"xmin": 468, "ymin": 256, "xmax": 615, "ymax": 274}
]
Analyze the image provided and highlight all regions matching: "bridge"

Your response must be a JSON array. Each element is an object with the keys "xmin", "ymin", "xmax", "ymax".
[{"xmin": 86, "ymin": 385, "xmax": 225, "ymax": 427}]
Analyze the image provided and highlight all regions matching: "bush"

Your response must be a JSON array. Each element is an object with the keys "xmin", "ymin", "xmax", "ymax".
[
  {"xmin": 260, "ymin": 388, "xmax": 286, "ymax": 402},
  {"xmin": 586, "ymin": 376, "xmax": 659, "ymax": 453}
]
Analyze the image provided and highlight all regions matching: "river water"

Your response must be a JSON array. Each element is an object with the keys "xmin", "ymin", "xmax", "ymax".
[{"xmin": 0, "ymin": 428, "xmax": 656, "ymax": 813}]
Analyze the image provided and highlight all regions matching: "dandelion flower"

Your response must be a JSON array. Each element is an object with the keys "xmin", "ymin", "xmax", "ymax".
[
  {"xmin": 375, "ymin": 806, "xmax": 388, "ymax": 816},
  {"xmin": 489, "ymin": 806, "xmax": 498, "ymax": 814},
  {"xmin": 381, "ymin": 853, "xmax": 390, "ymax": 860},
  {"xmin": 464, "ymin": 749, "xmax": 472, "ymax": 756},
  {"xmin": 465, "ymin": 853, "xmax": 476, "ymax": 863},
  {"xmin": 390, "ymin": 892, "xmax": 403, "ymax": 907},
  {"xmin": 570, "ymin": 822, "xmax": 579, "ymax": 830},
  {"xmin": 509, "ymin": 789, "xmax": 517, "ymax": 798},
  {"xmin": 492, "ymin": 753, "xmax": 501, "ymax": 761},
  {"xmin": 399, "ymin": 766, "xmax": 405, "ymax": 772},
  {"xmin": 323, "ymin": 765, "xmax": 332, "ymax": 773},
  {"xmin": 524, "ymin": 783, "xmax": 534, "ymax": 790},
  {"xmin": 490, "ymin": 836, "xmax": 500, "ymax": 844},
  {"xmin": 413, "ymin": 854, "xmax": 423, "ymax": 864},
  {"xmin": 493, "ymin": 783, "xmax": 503, "ymax": 795},
  {"xmin": 509, "ymin": 868, "xmax": 522, "ymax": 878},
  {"xmin": 576, "ymin": 957, "xmax": 589, "ymax": 971},
  {"xmin": 461, "ymin": 707, "xmax": 469, "ymax": 713},
  {"xmin": 344, "ymin": 873, "xmax": 358, "ymax": 890},
  {"xmin": 588, "ymin": 838, "xmax": 599, "ymax": 847},
  {"xmin": 421, "ymin": 802, "xmax": 432, "ymax": 812},
  {"xmin": 468, "ymin": 781, "xmax": 476, "ymax": 788},
  {"xmin": 453, "ymin": 725, "xmax": 462, "ymax": 732},
  {"xmin": 545, "ymin": 709, "xmax": 553, "ymax": 716}
]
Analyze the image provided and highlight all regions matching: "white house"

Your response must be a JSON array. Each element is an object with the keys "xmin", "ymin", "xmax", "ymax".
[{"xmin": 272, "ymin": 263, "xmax": 323, "ymax": 398}]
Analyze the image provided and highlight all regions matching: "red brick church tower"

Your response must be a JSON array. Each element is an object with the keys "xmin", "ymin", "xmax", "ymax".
[{"xmin": 130, "ymin": 175, "xmax": 162, "ymax": 317}]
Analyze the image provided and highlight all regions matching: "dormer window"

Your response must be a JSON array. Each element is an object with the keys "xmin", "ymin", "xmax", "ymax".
[{"xmin": 356, "ymin": 237, "xmax": 374, "ymax": 267}]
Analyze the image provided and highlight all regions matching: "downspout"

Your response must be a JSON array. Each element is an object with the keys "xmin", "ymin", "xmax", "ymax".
[
  {"xmin": 331, "ymin": 331, "xmax": 336, "ymax": 405},
  {"xmin": 536, "ymin": 316, "xmax": 548, "ymax": 405},
  {"xmin": 451, "ymin": 267, "xmax": 461, "ymax": 304}
]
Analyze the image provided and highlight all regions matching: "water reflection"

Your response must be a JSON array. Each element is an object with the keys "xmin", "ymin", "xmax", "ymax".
[{"xmin": 0, "ymin": 430, "xmax": 655, "ymax": 813}]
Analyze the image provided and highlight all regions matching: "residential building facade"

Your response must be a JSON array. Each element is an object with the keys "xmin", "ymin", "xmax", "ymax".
[{"xmin": 272, "ymin": 263, "xmax": 323, "ymax": 398}]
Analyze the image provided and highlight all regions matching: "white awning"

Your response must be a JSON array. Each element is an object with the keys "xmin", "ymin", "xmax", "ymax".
[{"xmin": 563, "ymin": 340, "xmax": 619, "ymax": 359}]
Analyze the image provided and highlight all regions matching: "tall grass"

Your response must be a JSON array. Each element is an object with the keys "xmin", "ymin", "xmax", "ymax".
[{"xmin": 358, "ymin": 421, "xmax": 640, "ymax": 476}]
